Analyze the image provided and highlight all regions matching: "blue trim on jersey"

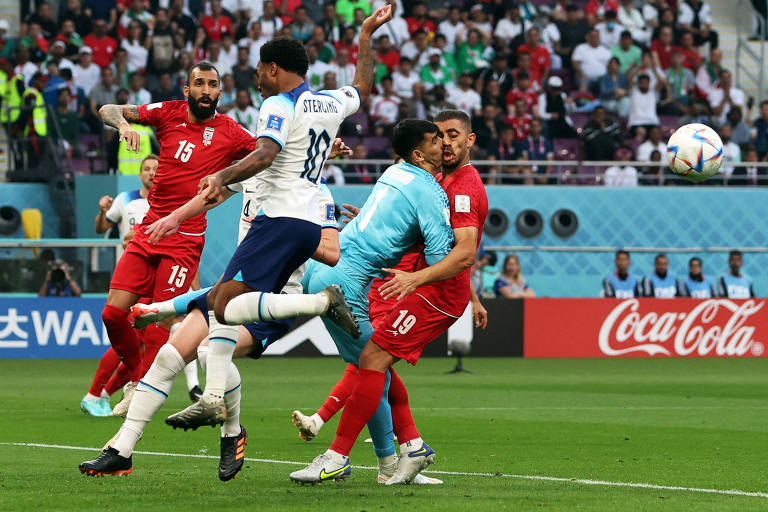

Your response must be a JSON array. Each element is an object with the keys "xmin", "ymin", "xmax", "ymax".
[
  {"xmin": 138, "ymin": 380, "xmax": 168, "ymax": 398},
  {"xmin": 126, "ymin": 189, "xmax": 142, "ymax": 202},
  {"xmin": 258, "ymin": 133, "xmax": 284, "ymax": 149},
  {"xmin": 224, "ymin": 383, "xmax": 241, "ymax": 395},
  {"xmin": 313, "ymin": 90, "xmax": 343, "ymax": 105},
  {"xmin": 210, "ymin": 336, "xmax": 237, "ymax": 345},
  {"xmin": 280, "ymin": 81, "xmax": 310, "ymax": 106}
]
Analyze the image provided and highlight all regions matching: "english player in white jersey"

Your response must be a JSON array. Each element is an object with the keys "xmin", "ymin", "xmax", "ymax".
[{"xmin": 135, "ymin": 6, "xmax": 394, "ymax": 431}]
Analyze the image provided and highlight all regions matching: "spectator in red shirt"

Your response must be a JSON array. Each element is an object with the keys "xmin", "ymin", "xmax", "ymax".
[
  {"xmin": 83, "ymin": 18, "xmax": 118, "ymax": 68},
  {"xmin": 504, "ymin": 98, "xmax": 534, "ymax": 141},
  {"xmin": 517, "ymin": 27, "xmax": 551, "ymax": 87},
  {"xmin": 586, "ymin": 0, "xmax": 620, "ymax": 26},
  {"xmin": 199, "ymin": 0, "xmax": 233, "ymax": 42},
  {"xmin": 514, "ymin": 51, "xmax": 543, "ymax": 90},
  {"xmin": 678, "ymin": 31, "xmax": 702, "ymax": 71},
  {"xmin": 406, "ymin": 1, "xmax": 436, "ymax": 36},
  {"xmin": 334, "ymin": 26, "xmax": 359, "ymax": 64},
  {"xmin": 505, "ymin": 71, "xmax": 539, "ymax": 115},
  {"xmin": 376, "ymin": 34, "xmax": 400, "ymax": 73},
  {"xmin": 651, "ymin": 25, "xmax": 676, "ymax": 70}
]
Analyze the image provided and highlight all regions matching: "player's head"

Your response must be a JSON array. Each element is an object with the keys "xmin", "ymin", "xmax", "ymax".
[
  {"xmin": 434, "ymin": 110, "xmax": 474, "ymax": 171},
  {"xmin": 185, "ymin": 61, "xmax": 221, "ymax": 120},
  {"xmin": 257, "ymin": 38, "xmax": 309, "ymax": 98},
  {"xmin": 654, "ymin": 253, "xmax": 668, "ymax": 276},
  {"xmin": 139, "ymin": 154, "xmax": 158, "ymax": 190},
  {"xmin": 728, "ymin": 249, "xmax": 743, "ymax": 273},
  {"xmin": 689, "ymin": 257, "xmax": 702, "ymax": 277},
  {"xmin": 615, "ymin": 250, "xmax": 630, "ymax": 273},
  {"xmin": 391, "ymin": 119, "xmax": 443, "ymax": 170}
]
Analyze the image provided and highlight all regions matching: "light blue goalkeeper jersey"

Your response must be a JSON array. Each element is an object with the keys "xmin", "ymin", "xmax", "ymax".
[{"xmin": 338, "ymin": 160, "xmax": 454, "ymax": 280}]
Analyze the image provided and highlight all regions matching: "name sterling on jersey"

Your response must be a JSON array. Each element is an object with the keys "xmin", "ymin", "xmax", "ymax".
[{"xmin": 303, "ymin": 98, "xmax": 339, "ymax": 114}]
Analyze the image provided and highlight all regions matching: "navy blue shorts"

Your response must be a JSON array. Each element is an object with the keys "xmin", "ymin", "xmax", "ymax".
[
  {"xmin": 221, "ymin": 216, "xmax": 321, "ymax": 293},
  {"xmin": 188, "ymin": 290, "xmax": 294, "ymax": 359}
]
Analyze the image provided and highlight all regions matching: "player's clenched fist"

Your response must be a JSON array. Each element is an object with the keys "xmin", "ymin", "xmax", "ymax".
[
  {"xmin": 118, "ymin": 124, "xmax": 141, "ymax": 152},
  {"xmin": 198, "ymin": 173, "xmax": 223, "ymax": 204},
  {"xmin": 98, "ymin": 195, "xmax": 113, "ymax": 212}
]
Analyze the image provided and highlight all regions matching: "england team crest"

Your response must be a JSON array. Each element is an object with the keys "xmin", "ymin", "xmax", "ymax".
[{"xmin": 203, "ymin": 127, "xmax": 215, "ymax": 146}]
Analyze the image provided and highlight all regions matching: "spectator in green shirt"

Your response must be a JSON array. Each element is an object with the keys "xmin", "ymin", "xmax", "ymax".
[
  {"xmin": 335, "ymin": 0, "xmax": 372, "ymax": 25},
  {"xmin": 54, "ymin": 88, "xmax": 80, "ymax": 151},
  {"xmin": 611, "ymin": 31, "xmax": 642, "ymax": 73},
  {"xmin": 455, "ymin": 28, "xmax": 493, "ymax": 75},
  {"xmin": 420, "ymin": 49, "xmax": 454, "ymax": 90}
]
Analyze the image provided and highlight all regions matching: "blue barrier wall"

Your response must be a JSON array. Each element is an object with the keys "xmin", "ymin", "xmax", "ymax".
[{"xmin": 73, "ymin": 178, "xmax": 768, "ymax": 296}]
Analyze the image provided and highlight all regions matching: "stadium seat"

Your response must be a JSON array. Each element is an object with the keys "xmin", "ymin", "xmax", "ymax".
[
  {"xmin": 363, "ymin": 137, "xmax": 390, "ymax": 158},
  {"xmin": 659, "ymin": 115, "xmax": 680, "ymax": 138},
  {"xmin": 570, "ymin": 113, "xmax": 589, "ymax": 134},
  {"xmin": 346, "ymin": 111, "xmax": 370, "ymax": 136},
  {"xmin": 79, "ymin": 134, "xmax": 106, "ymax": 173}
]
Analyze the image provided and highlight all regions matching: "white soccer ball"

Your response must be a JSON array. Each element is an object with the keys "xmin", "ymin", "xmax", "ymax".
[{"xmin": 666, "ymin": 123, "xmax": 723, "ymax": 182}]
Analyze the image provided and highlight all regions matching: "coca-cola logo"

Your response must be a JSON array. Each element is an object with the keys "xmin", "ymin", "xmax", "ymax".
[{"xmin": 598, "ymin": 299, "xmax": 765, "ymax": 357}]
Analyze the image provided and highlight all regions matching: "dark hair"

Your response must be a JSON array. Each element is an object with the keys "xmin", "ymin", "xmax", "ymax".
[
  {"xmin": 655, "ymin": 253, "xmax": 667, "ymax": 262},
  {"xmin": 615, "ymin": 250, "xmax": 630, "ymax": 259},
  {"xmin": 381, "ymin": 74, "xmax": 393, "ymax": 82},
  {"xmin": 260, "ymin": 38, "xmax": 309, "ymax": 76},
  {"xmin": 391, "ymin": 119, "xmax": 439, "ymax": 163},
  {"xmin": 689, "ymin": 257, "xmax": 702, "ymax": 266},
  {"xmin": 187, "ymin": 60, "xmax": 221, "ymax": 85},
  {"xmin": 434, "ymin": 109, "xmax": 472, "ymax": 132},
  {"xmin": 59, "ymin": 68, "xmax": 72, "ymax": 80},
  {"xmin": 620, "ymin": 30, "xmax": 632, "ymax": 39},
  {"xmin": 729, "ymin": 249, "xmax": 743, "ymax": 258}
]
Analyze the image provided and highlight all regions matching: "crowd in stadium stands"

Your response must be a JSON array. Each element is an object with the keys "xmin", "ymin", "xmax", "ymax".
[
  {"xmin": 2, "ymin": 0, "xmax": 766, "ymax": 185},
  {"xmin": 603, "ymin": 249, "xmax": 756, "ymax": 298}
]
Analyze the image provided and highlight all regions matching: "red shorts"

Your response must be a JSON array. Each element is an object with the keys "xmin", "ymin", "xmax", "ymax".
[
  {"xmin": 110, "ymin": 228, "xmax": 205, "ymax": 301},
  {"xmin": 370, "ymin": 290, "xmax": 459, "ymax": 365},
  {"xmin": 368, "ymin": 280, "xmax": 398, "ymax": 331}
]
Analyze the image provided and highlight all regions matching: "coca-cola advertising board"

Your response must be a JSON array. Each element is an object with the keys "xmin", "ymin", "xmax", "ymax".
[{"xmin": 524, "ymin": 298, "xmax": 768, "ymax": 358}]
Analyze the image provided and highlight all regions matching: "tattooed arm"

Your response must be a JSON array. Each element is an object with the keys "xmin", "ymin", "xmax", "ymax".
[
  {"xmin": 98, "ymin": 104, "xmax": 142, "ymax": 152},
  {"xmin": 352, "ymin": 5, "xmax": 393, "ymax": 105}
]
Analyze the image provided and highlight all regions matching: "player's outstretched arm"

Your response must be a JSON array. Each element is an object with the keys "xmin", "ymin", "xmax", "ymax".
[
  {"xmin": 379, "ymin": 226, "xmax": 478, "ymax": 300},
  {"xmin": 198, "ymin": 138, "xmax": 282, "ymax": 203},
  {"xmin": 352, "ymin": 5, "xmax": 393, "ymax": 104},
  {"xmin": 144, "ymin": 187, "xmax": 235, "ymax": 244},
  {"xmin": 98, "ymin": 104, "xmax": 142, "ymax": 153}
]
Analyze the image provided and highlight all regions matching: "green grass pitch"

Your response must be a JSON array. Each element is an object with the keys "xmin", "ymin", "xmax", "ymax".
[{"xmin": 2, "ymin": 357, "xmax": 768, "ymax": 511}]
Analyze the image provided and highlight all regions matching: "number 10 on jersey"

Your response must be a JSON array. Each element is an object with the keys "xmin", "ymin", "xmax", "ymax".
[{"xmin": 301, "ymin": 128, "xmax": 331, "ymax": 183}]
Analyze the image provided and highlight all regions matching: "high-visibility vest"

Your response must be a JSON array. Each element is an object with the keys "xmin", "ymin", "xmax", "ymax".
[
  {"xmin": 23, "ymin": 87, "xmax": 47, "ymax": 136},
  {"xmin": 118, "ymin": 123, "xmax": 153, "ymax": 175},
  {"xmin": 0, "ymin": 72, "xmax": 23, "ymax": 124}
]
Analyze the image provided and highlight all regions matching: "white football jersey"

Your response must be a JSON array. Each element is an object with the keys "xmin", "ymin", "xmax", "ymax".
[
  {"xmin": 226, "ymin": 179, "xmax": 338, "ymax": 293},
  {"xmin": 105, "ymin": 189, "xmax": 149, "ymax": 238},
  {"xmin": 252, "ymin": 82, "xmax": 360, "ymax": 224}
]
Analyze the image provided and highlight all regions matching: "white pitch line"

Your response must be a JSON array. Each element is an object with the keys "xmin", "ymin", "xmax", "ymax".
[{"xmin": 2, "ymin": 442, "xmax": 768, "ymax": 499}]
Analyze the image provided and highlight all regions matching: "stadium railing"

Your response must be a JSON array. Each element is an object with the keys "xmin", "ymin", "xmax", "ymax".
[
  {"xmin": 0, "ymin": 238, "xmax": 123, "ymax": 295},
  {"xmin": 333, "ymin": 159, "xmax": 768, "ymax": 185},
  {"xmin": 736, "ymin": 0, "xmax": 766, "ymax": 104}
]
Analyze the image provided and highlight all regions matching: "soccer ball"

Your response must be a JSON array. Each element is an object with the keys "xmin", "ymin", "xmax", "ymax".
[{"xmin": 666, "ymin": 123, "xmax": 723, "ymax": 182}]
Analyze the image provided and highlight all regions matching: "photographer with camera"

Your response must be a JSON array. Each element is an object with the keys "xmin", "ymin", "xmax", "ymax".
[{"xmin": 38, "ymin": 259, "xmax": 82, "ymax": 297}]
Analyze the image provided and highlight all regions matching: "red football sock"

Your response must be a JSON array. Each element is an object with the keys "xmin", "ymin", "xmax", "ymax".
[
  {"xmin": 138, "ymin": 324, "xmax": 170, "ymax": 378},
  {"xmin": 388, "ymin": 367, "xmax": 420, "ymax": 443},
  {"xmin": 104, "ymin": 363, "xmax": 132, "ymax": 396},
  {"xmin": 102, "ymin": 304, "xmax": 142, "ymax": 381},
  {"xmin": 318, "ymin": 363, "xmax": 357, "ymax": 422},
  {"xmin": 88, "ymin": 348, "xmax": 121, "ymax": 396},
  {"xmin": 330, "ymin": 368, "xmax": 386, "ymax": 457}
]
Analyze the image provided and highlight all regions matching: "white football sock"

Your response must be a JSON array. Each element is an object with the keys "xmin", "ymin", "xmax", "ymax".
[
  {"xmin": 399, "ymin": 437, "xmax": 424, "ymax": 454},
  {"xmin": 83, "ymin": 393, "xmax": 99, "ymax": 401},
  {"xmin": 222, "ymin": 363, "xmax": 242, "ymax": 437},
  {"xmin": 202, "ymin": 312, "xmax": 237, "ymax": 404},
  {"xmin": 223, "ymin": 291, "xmax": 329, "ymax": 324},
  {"xmin": 197, "ymin": 344, "xmax": 209, "ymax": 371},
  {"xmin": 183, "ymin": 361, "xmax": 199, "ymax": 391},
  {"xmin": 310, "ymin": 413, "xmax": 325, "ymax": 432},
  {"xmin": 113, "ymin": 344, "xmax": 185, "ymax": 457},
  {"xmin": 100, "ymin": 389, "xmax": 109, "ymax": 399},
  {"xmin": 378, "ymin": 454, "xmax": 396, "ymax": 469}
]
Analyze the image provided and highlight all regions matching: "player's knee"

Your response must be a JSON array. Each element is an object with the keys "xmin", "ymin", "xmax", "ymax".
[{"xmin": 102, "ymin": 303, "xmax": 128, "ymax": 327}]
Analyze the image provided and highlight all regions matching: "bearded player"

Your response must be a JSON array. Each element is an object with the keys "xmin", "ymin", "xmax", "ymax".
[
  {"xmin": 97, "ymin": 61, "xmax": 260, "ymax": 415},
  {"xmin": 290, "ymin": 110, "xmax": 488, "ymax": 484}
]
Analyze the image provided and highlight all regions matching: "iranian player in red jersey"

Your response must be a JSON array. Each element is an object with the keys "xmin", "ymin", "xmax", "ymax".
[
  {"xmin": 98, "ymin": 61, "xmax": 257, "ymax": 414},
  {"xmin": 291, "ymin": 110, "xmax": 489, "ymax": 484}
]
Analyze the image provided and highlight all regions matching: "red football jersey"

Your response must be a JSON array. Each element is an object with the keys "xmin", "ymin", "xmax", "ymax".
[
  {"xmin": 419, "ymin": 164, "xmax": 488, "ymax": 316},
  {"xmin": 137, "ymin": 100, "xmax": 257, "ymax": 234}
]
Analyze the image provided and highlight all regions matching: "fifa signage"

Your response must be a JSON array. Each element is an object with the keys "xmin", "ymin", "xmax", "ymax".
[
  {"xmin": 525, "ymin": 298, "xmax": 768, "ymax": 358},
  {"xmin": 0, "ymin": 298, "xmax": 110, "ymax": 358}
]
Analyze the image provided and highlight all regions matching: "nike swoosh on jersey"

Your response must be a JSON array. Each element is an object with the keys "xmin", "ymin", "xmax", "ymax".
[{"xmin": 319, "ymin": 463, "xmax": 350, "ymax": 480}]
